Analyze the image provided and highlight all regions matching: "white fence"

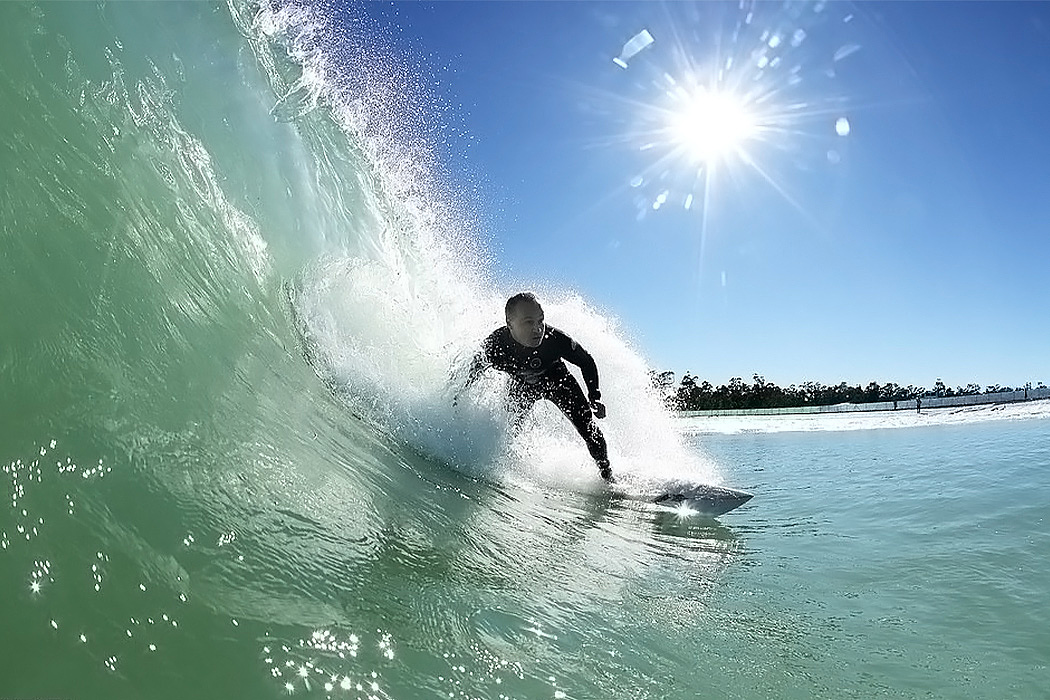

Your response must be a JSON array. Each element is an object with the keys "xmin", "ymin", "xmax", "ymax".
[{"xmin": 681, "ymin": 386, "xmax": 1050, "ymax": 417}]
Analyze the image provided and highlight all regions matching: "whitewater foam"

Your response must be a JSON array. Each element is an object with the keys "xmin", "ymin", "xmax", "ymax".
[{"xmin": 245, "ymin": 2, "xmax": 725, "ymax": 492}]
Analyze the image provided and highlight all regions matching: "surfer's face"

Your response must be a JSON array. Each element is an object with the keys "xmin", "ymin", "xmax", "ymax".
[{"xmin": 507, "ymin": 301, "xmax": 545, "ymax": 348}]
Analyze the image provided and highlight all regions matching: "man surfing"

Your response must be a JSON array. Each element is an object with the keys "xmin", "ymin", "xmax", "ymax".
[{"xmin": 455, "ymin": 292, "xmax": 613, "ymax": 482}]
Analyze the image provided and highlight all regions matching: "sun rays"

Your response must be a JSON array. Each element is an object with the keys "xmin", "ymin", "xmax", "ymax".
[{"xmin": 599, "ymin": 2, "xmax": 858, "ymax": 224}]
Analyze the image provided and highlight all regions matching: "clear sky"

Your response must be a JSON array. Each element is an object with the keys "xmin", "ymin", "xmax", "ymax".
[{"xmin": 340, "ymin": 1, "xmax": 1049, "ymax": 390}]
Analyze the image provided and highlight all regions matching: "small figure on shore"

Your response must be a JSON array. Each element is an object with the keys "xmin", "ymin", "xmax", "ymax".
[{"xmin": 916, "ymin": 396, "xmax": 922, "ymax": 414}]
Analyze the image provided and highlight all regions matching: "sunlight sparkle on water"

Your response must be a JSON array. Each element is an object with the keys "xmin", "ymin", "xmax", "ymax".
[{"xmin": 673, "ymin": 502, "xmax": 698, "ymax": 518}]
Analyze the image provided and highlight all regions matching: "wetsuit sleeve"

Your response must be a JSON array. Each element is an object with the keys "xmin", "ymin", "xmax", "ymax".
[
  {"xmin": 462, "ymin": 330, "xmax": 497, "ymax": 389},
  {"xmin": 463, "ymin": 350, "xmax": 488, "ymax": 388},
  {"xmin": 557, "ymin": 330, "xmax": 601, "ymax": 399}
]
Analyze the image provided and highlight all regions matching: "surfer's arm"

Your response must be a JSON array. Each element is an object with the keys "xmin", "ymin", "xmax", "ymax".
[
  {"xmin": 558, "ymin": 331, "xmax": 601, "ymax": 400},
  {"xmin": 453, "ymin": 335, "xmax": 495, "ymax": 404},
  {"xmin": 462, "ymin": 351, "xmax": 488, "ymax": 390}
]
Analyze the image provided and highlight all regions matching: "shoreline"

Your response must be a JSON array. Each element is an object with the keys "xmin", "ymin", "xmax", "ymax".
[
  {"xmin": 677, "ymin": 398, "xmax": 1050, "ymax": 435},
  {"xmin": 678, "ymin": 386, "xmax": 1050, "ymax": 418}
]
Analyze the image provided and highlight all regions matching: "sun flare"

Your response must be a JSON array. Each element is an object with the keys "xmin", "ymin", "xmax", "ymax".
[
  {"xmin": 667, "ymin": 87, "xmax": 756, "ymax": 164},
  {"xmin": 608, "ymin": 3, "xmax": 856, "ymax": 222}
]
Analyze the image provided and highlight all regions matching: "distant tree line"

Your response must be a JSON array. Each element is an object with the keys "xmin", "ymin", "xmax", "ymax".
[{"xmin": 648, "ymin": 371, "xmax": 1046, "ymax": 412}]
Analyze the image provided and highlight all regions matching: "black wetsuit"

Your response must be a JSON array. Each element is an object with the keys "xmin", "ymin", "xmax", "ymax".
[{"xmin": 465, "ymin": 325, "xmax": 610, "ymax": 474}]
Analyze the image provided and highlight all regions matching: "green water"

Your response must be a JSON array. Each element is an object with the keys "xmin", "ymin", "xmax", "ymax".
[{"xmin": 3, "ymin": 2, "xmax": 1049, "ymax": 698}]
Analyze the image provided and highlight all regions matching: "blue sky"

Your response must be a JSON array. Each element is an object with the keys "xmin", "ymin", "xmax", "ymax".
[{"xmin": 344, "ymin": 1, "xmax": 1049, "ymax": 390}]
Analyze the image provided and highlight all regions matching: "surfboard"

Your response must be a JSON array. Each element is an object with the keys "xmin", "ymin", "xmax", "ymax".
[{"xmin": 644, "ymin": 484, "xmax": 753, "ymax": 516}]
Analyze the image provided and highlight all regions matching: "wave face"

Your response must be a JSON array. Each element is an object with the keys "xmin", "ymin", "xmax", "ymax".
[{"xmin": 1, "ymin": 3, "xmax": 732, "ymax": 698}]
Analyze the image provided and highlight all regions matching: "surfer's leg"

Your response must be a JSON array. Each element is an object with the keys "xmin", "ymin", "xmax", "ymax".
[{"xmin": 545, "ymin": 375, "xmax": 611, "ymax": 480}]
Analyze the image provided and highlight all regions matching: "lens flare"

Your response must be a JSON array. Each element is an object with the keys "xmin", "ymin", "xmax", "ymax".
[{"xmin": 600, "ymin": 2, "xmax": 859, "ymax": 226}]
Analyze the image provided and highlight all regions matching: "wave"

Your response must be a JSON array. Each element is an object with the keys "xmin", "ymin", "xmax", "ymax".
[{"xmin": 1, "ymin": 0, "xmax": 723, "ymax": 552}]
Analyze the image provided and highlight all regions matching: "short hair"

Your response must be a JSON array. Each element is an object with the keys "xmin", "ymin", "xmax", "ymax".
[{"xmin": 505, "ymin": 291, "xmax": 541, "ymax": 318}]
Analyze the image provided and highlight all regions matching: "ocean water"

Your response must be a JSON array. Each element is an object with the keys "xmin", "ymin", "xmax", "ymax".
[
  {"xmin": 686, "ymin": 405, "xmax": 1050, "ymax": 699},
  {"xmin": 2, "ymin": 3, "xmax": 1049, "ymax": 699}
]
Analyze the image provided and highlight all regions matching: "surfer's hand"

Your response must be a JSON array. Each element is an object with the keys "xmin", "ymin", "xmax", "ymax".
[{"xmin": 591, "ymin": 399, "xmax": 606, "ymax": 419}]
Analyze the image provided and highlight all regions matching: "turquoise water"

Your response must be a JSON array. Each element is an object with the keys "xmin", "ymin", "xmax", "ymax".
[
  {"xmin": 693, "ymin": 416, "xmax": 1050, "ymax": 699},
  {"xmin": 3, "ymin": 2, "xmax": 1049, "ymax": 698}
]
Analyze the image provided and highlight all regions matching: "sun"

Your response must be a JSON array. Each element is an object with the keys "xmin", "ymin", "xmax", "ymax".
[
  {"xmin": 666, "ymin": 86, "xmax": 756, "ymax": 164},
  {"xmin": 607, "ymin": 4, "xmax": 857, "ymax": 222}
]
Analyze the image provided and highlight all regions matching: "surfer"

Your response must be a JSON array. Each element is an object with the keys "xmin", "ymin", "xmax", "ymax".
[{"xmin": 455, "ymin": 292, "xmax": 613, "ymax": 482}]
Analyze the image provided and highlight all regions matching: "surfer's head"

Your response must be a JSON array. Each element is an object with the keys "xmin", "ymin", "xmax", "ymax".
[{"xmin": 505, "ymin": 292, "xmax": 545, "ymax": 348}]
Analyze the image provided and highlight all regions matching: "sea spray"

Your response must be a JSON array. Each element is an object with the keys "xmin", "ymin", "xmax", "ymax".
[
  {"xmin": 257, "ymin": 0, "xmax": 728, "ymax": 492},
  {"xmin": 293, "ymin": 255, "xmax": 723, "ymax": 491},
  {"xmin": 0, "ymin": 3, "xmax": 744, "ymax": 698}
]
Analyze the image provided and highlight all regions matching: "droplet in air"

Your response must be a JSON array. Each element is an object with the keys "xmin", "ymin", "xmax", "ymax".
[
  {"xmin": 613, "ymin": 29, "xmax": 654, "ymax": 68},
  {"xmin": 834, "ymin": 44, "xmax": 861, "ymax": 62}
]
